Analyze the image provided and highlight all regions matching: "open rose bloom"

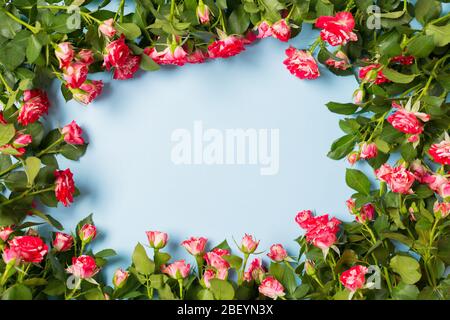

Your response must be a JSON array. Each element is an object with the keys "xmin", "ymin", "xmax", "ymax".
[
  {"xmin": 67, "ymin": 255, "xmax": 99, "ymax": 279},
  {"xmin": 340, "ymin": 265, "xmax": 368, "ymax": 292},
  {"xmin": 315, "ymin": 12, "xmax": 358, "ymax": 46},
  {"xmin": 258, "ymin": 276, "xmax": 285, "ymax": 299},
  {"xmin": 162, "ymin": 260, "xmax": 191, "ymax": 279},
  {"xmin": 283, "ymin": 47, "xmax": 320, "ymax": 80},
  {"xmin": 181, "ymin": 237, "xmax": 208, "ymax": 256}
]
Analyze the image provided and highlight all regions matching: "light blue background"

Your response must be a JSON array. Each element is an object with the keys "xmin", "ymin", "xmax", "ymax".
[{"xmin": 42, "ymin": 24, "xmax": 362, "ymax": 277}]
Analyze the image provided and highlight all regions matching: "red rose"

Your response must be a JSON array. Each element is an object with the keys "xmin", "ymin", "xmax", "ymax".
[
  {"xmin": 72, "ymin": 80, "xmax": 104, "ymax": 105},
  {"xmin": 208, "ymin": 36, "xmax": 245, "ymax": 59},
  {"xmin": 13, "ymin": 133, "xmax": 32, "ymax": 148},
  {"xmin": 186, "ymin": 49, "xmax": 207, "ymax": 64},
  {"xmin": 316, "ymin": 12, "xmax": 358, "ymax": 46},
  {"xmin": 9, "ymin": 235, "xmax": 48, "ymax": 263},
  {"xmin": 391, "ymin": 55, "xmax": 415, "ymax": 65},
  {"xmin": 54, "ymin": 168, "xmax": 75, "ymax": 207},
  {"xmin": 429, "ymin": 140, "xmax": 450, "ymax": 165},
  {"xmin": 340, "ymin": 265, "xmax": 368, "ymax": 292},
  {"xmin": 62, "ymin": 120, "xmax": 84, "ymax": 145},
  {"xmin": 387, "ymin": 103, "xmax": 430, "ymax": 135},
  {"xmin": 17, "ymin": 89, "xmax": 50, "ymax": 126},
  {"xmin": 296, "ymin": 212, "xmax": 341, "ymax": 251},
  {"xmin": 67, "ymin": 255, "xmax": 99, "ymax": 279},
  {"xmin": 359, "ymin": 64, "xmax": 391, "ymax": 84},
  {"xmin": 271, "ymin": 19, "xmax": 291, "ymax": 42},
  {"xmin": 52, "ymin": 232, "xmax": 73, "ymax": 252},
  {"xmin": 103, "ymin": 36, "xmax": 130, "ymax": 69},
  {"xmin": 113, "ymin": 55, "xmax": 141, "ymax": 80},
  {"xmin": 76, "ymin": 49, "xmax": 95, "ymax": 65},
  {"xmin": 283, "ymin": 47, "xmax": 320, "ymax": 80}
]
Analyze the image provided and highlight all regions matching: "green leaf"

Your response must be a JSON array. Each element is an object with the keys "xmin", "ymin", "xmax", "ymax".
[
  {"xmin": 24, "ymin": 157, "xmax": 41, "ymax": 186},
  {"xmin": 293, "ymin": 283, "xmax": 310, "ymax": 299},
  {"xmin": 406, "ymin": 35, "xmax": 435, "ymax": 58},
  {"xmin": 415, "ymin": 0, "xmax": 441, "ymax": 26},
  {"xmin": 390, "ymin": 255, "xmax": 422, "ymax": 284},
  {"xmin": 209, "ymin": 279, "xmax": 235, "ymax": 300},
  {"xmin": 425, "ymin": 24, "xmax": 450, "ymax": 47},
  {"xmin": 26, "ymin": 34, "xmax": 43, "ymax": 64},
  {"xmin": 31, "ymin": 209, "xmax": 63, "ymax": 230},
  {"xmin": 326, "ymin": 102, "xmax": 358, "ymax": 115},
  {"xmin": 132, "ymin": 243, "xmax": 155, "ymax": 275},
  {"xmin": 228, "ymin": 6, "xmax": 250, "ymax": 35},
  {"xmin": 392, "ymin": 282, "xmax": 419, "ymax": 300},
  {"xmin": 0, "ymin": 11, "xmax": 22, "ymax": 39},
  {"xmin": 345, "ymin": 169, "xmax": 371, "ymax": 195},
  {"xmin": 327, "ymin": 135, "xmax": 356, "ymax": 160},
  {"xmin": 59, "ymin": 143, "xmax": 87, "ymax": 161},
  {"xmin": 0, "ymin": 123, "xmax": 16, "ymax": 146},
  {"xmin": 1, "ymin": 284, "xmax": 32, "ymax": 300},
  {"xmin": 95, "ymin": 248, "xmax": 117, "ymax": 258},
  {"xmin": 140, "ymin": 53, "xmax": 160, "ymax": 71},
  {"xmin": 222, "ymin": 254, "xmax": 243, "ymax": 270},
  {"xmin": 400, "ymin": 143, "xmax": 417, "ymax": 162},
  {"xmin": 382, "ymin": 68, "xmax": 416, "ymax": 84},
  {"xmin": 116, "ymin": 22, "xmax": 142, "ymax": 40},
  {"xmin": 269, "ymin": 262, "xmax": 296, "ymax": 295}
]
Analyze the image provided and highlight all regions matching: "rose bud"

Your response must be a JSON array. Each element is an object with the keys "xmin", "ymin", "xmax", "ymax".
[
  {"xmin": 340, "ymin": 265, "xmax": 368, "ymax": 292},
  {"xmin": 62, "ymin": 121, "xmax": 85, "ymax": 145},
  {"xmin": 79, "ymin": 224, "xmax": 97, "ymax": 243},
  {"xmin": 12, "ymin": 134, "xmax": 32, "ymax": 148},
  {"xmin": 52, "ymin": 232, "xmax": 73, "ymax": 252},
  {"xmin": 146, "ymin": 231, "xmax": 168, "ymax": 249},
  {"xmin": 258, "ymin": 276, "xmax": 285, "ymax": 299},
  {"xmin": 9, "ymin": 235, "xmax": 48, "ymax": 263},
  {"xmin": 113, "ymin": 268, "xmax": 129, "ymax": 288},
  {"xmin": 267, "ymin": 244, "xmax": 288, "ymax": 262},
  {"xmin": 203, "ymin": 269, "xmax": 216, "ymax": 288},
  {"xmin": 305, "ymin": 259, "xmax": 316, "ymax": 276},
  {"xmin": 434, "ymin": 201, "xmax": 450, "ymax": 219},
  {"xmin": 0, "ymin": 226, "xmax": 14, "ymax": 242},
  {"xmin": 196, "ymin": 1, "xmax": 210, "ymax": 24},
  {"xmin": 240, "ymin": 234, "xmax": 259, "ymax": 254},
  {"xmin": 76, "ymin": 49, "xmax": 94, "ymax": 65},
  {"xmin": 66, "ymin": 255, "xmax": 99, "ymax": 279},
  {"xmin": 181, "ymin": 237, "xmax": 208, "ymax": 256},
  {"xmin": 162, "ymin": 260, "xmax": 190, "ymax": 279},
  {"xmin": 257, "ymin": 21, "xmax": 273, "ymax": 39},
  {"xmin": 54, "ymin": 168, "xmax": 76, "ymax": 207},
  {"xmin": 72, "ymin": 80, "xmax": 104, "ymax": 105},
  {"xmin": 55, "ymin": 42, "xmax": 75, "ymax": 68},
  {"xmin": 2, "ymin": 247, "xmax": 20, "ymax": 265},
  {"xmin": 360, "ymin": 142, "xmax": 378, "ymax": 159},
  {"xmin": 244, "ymin": 258, "xmax": 266, "ymax": 283},
  {"xmin": 347, "ymin": 152, "xmax": 360, "ymax": 165},
  {"xmin": 353, "ymin": 88, "xmax": 364, "ymax": 104},
  {"xmin": 99, "ymin": 18, "xmax": 116, "ymax": 38}
]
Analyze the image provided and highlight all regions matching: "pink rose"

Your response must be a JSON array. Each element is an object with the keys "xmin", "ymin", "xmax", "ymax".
[
  {"xmin": 267, "ymin": 244, "xmax": 288, "ymax": 262},
  {"xmin": 162, "ymin": 260, "xmax": 190, "ymax": 279},
  {"xmin": 325, "ymin": 51, "xmax": 351, "ymax": 70},
  {"xmin": 62, "ymin": 121, "xmax": 84, "ymax": 145},
  {"xmin": 113, "ymin": 55, "xmax": 141, "ymax": 80},
  {"xmin": 387, "ymin": 103, "xmax": 430, "ymax": 135},
  {"xmin": 63, "ymin": 62, "xmax": 89, "ymax": 89},
  {"xmin": 240, "ymin": 234, "xmax": 259, "ymax": 254},
  {"xmin": 244, "ymin": 258, "xmax": 266, "ymax": 282},
  {"xmin": 186, "ymin": 49, "xmax": 207, "ymax": 64},
  {"xmin": 295, "ymin": 210, "xmax": 314, "ymax": 229},
  {"xmin": 146, "ymin": 231, "xmax": 168, "ymax": 249},
  {"xmin": 103, "ymin": 36, "xmax": 141, "ymax": 80},
  {"xmin": 359, "ymin": 64, "xmax": 390, "ymax": 85},
  {"xmin": 145, "ymin": 46, "xmax": 187, "ymax": 66},
  {"xmin": 2, "ymin": 247, "xmax": 20, "ymax": 265},
  {"xmin": 297, "ymin": 213, "xmax": 341, "ymax": 250},
  {"xmin": 181, "ymin": 237, "xmax": 208, "ymax": 256},
  {"xmin": 376, "ymin": 164, "xmax": 415, "ymax": 194},
  {"xmin": 211, "ymin": 248, "xmax": 230, "ymax": 256},
  {"xmin": 410, "ymin": 160, "xmax": 428, "ymax": 183},
  {"xmin": 79, "ymin": 224, "xmax": 97, "ymax": 243},
  {"xmin": 204, "ymin": 251, "xmax": 230, "ymax": 270},
  {"xmin": 360, "ymin": 142, "xmax": 378, "ymax": 159},
  {"xmin": 353, "ymin": 89, "xmax": 364, "ymax": 104},
  {"xmin": 440, "ymin": 182, "xmax": 450, "ymax": 199},
  {"xmin": 13, "ymin": 133, "xmax": 32, "ymax": 148},
  {"xmin": 283, "ymin": 47, "xmax": 320, "ymax": 80},
  {"xmin": 203, "ymin": 268, "xmax": 228, "ymax": 288},
  {"xmin": 271, "ymin": 19, "xmax": 291, "ymax": 42},
  {"xmin": 55, "ymin": 42, "xmax": 75, "ymax": 68},
  {"xmin": 72, "ymin": 80, "xmax": 104, "ymax": 105},
  {"xmin": 17, "ymin": 89, "xmax": 50, "ymax": 126},
  {"xmin": 434, "ymin": 201, "xmax": 450, "ymax": 218},
  {"xmin": 76, "ymin": 49, "xmax": 94, "ymax": 65},
  {"xmin": 0, "ymin": 226, "xmax": 14, "ymax": 241},
  {"xmin": 67, "ymin": 255, "xmax": 99, "ymax": 279},
  {"xmin": 208, "ymin": 36, "xmax": 245, "ymax": 59},
  {"xmin": 196, "ymin": 2, "xmax": 210, "ymax": 24},
  {"xmin": 99, "ymin": 18, "xmax": 116, "ymax": 38},
  {"xmin": 347, "ymin": 152, "xmax": 360, "ymax": 165},
  {"xmin": 257, "ymin": 21, "xmax": 273, "ymax": 39},
  {"xmin": 258, "ymin": 276, "xmax": 285, "ymax": 299},
  {"xmin": 429, "ymin": 140, "xmax": 450, "ymax": 165},
  {"xmin": 357, "ymin": 203, "xmax": 375, "ymax": 223},
  {"xmin": 54, "ymin": 168, "xmax": 75, "ymax": 207},
  {"xmin": 315, "ymin": 12, "xmax": 358, "ymax": 46},
  {"xmin": 52, "ymin": 232, "xmax": 73, "ymax": 252},
  {"xmin": 113, "ymin": 268, "xmax": 129, "ymax": 288},
  {"xmin": 340, "ymin": 265, "xmax": 368, "ymax": 292},
  {"xmin": 9, "ymin": 235, "xmax": 48, "ymax": 263}
]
